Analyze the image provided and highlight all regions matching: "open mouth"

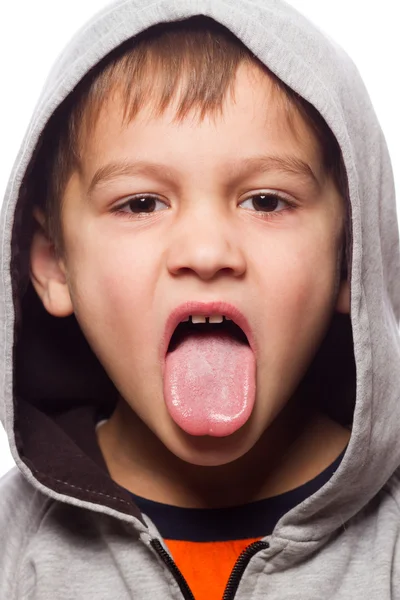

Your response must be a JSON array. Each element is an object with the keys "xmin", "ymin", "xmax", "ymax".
[
  {"xmin": 162, "ymin": 305, "xmax": 256, "ymax": 437},
  {"xmin": 167, "ymin": 317, "xmax": 249, "ymax": 353}
]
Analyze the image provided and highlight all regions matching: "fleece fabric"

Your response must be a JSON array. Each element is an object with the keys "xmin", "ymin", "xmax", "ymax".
[
  {"xmin": 0, "ymin": 0, "xmax": 399, "ymax": 599},
  {"xmin": 130, "ymin": 450, "xmax": 344, "ymax": 599}
]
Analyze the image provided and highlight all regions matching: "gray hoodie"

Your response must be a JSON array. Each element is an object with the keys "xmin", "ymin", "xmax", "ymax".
[{"xmin": 1, "ymin": 0, "xmax": 400, "ymax": 598}]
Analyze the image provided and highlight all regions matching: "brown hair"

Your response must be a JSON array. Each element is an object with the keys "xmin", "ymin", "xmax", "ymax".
[{"xmin": 33, "ymin": 16, "xmax": 348, "ymax": 255}]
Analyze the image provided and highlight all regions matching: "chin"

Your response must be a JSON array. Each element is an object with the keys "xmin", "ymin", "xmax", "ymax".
[{"xmin": 164, "ymin": 419, "xmax": 258, "ymax": 467}]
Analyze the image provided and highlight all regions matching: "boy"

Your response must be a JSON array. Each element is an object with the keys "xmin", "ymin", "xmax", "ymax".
[{"xmin": 1, "ymin": 1, "xmax": 399, "ymax": 599}]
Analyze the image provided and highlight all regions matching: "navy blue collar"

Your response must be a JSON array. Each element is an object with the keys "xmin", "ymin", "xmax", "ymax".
[{"xmin": 129, "ymin": 448, "xmax": 346, "ymax": 542}]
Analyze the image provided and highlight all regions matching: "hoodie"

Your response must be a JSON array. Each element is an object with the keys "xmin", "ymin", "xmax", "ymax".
[{"xmin": 1, "ymin": 0, "xmax": 400, "ymax": 598}]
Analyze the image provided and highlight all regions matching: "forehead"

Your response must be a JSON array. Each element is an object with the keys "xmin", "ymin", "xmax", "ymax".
[{"xmin": 81, "ymin": 63, "xmax": 323, "ymax": 177}]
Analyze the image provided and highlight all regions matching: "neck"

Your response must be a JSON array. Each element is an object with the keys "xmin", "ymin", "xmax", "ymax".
[{"xmin": 97, "ymin": 397, "xmax": 350, "ymax": 509}]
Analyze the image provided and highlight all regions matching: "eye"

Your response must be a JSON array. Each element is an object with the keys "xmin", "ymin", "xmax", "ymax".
[
  {"xmin": 239, "ymin": 192, "xmax": 292, "ymax": 213},
  {"xmin": 116, "ymin": 194, "xmax": 168, "ymax": 215}
]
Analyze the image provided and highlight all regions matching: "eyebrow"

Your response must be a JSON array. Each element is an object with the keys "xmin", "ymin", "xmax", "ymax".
[
  {"xmin": 87, "ymin": 161, "xmax": 177, "ymax": 195},
  {"xmin": 235, "ymin": 155, "xmax": 321, "ymax": 188},
  {"xmin": 87, "ymin": 154, "xmax": 321, "ymax": 196}
]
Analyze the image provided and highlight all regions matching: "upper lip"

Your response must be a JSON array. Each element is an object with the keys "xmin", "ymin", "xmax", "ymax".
[{"xmin": 160, "ymin": 300, "xmax": 256, "ymax": 362}]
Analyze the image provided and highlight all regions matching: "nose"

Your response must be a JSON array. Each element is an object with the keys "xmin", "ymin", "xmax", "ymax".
[{"xmin": 166, "ymin": 210, "xmax": 246, "ymax": 281}]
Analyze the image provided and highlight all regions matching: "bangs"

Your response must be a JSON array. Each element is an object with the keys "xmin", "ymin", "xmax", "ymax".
[{"xmin": 72, "ymin": 18, "xmax": 272, "ymax": 151}]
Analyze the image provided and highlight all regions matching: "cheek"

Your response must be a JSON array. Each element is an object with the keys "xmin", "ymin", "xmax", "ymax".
[
  {"xmin": 68, "ymin": 223, "xmax": 157, "ymax": 302},
  {"xmin": 65, "ymin": 230, "xmax": 161, "ymax": 366},
  {"xmin": 254, "ymin": 223, "xmax": 340, "ymax": 358}
]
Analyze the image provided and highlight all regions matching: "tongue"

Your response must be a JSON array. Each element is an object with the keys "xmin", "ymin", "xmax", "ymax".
[{"xmin": 164, "ymin": 331, "xmax": 256, "ymax": 437}]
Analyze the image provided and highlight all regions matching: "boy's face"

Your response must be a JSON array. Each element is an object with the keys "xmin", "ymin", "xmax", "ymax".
[{"xmin": 33, "ymin": 63, "xmax": 347, "ymax": 466}]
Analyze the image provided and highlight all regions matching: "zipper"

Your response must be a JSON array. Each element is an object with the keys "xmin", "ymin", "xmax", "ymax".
[
  {"xmin": 151, "ymin": 539, "xmax": 195, "ymax": 600},
  {"xmin": 151, "ymin": 538, "xmax": 269, "ymax": 600},
  {"xmin": 222, "ymin": 540, "xmax": 270, "ymax": 600}
]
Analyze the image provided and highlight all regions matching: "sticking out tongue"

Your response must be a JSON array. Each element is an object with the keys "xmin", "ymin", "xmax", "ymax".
[{"xmin": 164, "ymin": 328, "xmax": 256, "ymax": 437}]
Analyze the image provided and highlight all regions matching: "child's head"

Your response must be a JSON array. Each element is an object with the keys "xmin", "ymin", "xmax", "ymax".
[{"xmin": 30, "ymin": 16, "xmax": 349, "ymax": 466}]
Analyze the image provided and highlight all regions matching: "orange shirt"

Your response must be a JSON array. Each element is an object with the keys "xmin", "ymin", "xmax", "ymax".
[{"xmin": 164, "ymin": 538, "xmax": 261, "ymax": 600}]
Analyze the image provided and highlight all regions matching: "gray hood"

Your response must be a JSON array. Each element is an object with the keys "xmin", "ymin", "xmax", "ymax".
[{"xmin": 1, "ymin": 0, "xmax": 399, "ymax": 566}]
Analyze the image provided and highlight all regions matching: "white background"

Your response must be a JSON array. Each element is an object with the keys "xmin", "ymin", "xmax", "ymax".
[{"xmin": 0, "ymin": 1, "xmax": 399, "ymax": 478}]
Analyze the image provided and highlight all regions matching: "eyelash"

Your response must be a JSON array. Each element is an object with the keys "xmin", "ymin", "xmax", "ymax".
[{"xmin": 111, "ymin": 192, "xmax": 297, "ymax": 221}]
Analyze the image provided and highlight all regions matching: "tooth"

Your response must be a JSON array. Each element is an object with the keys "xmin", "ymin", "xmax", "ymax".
[
  {"xmin": 181, "ymin": 317, "xmax": 190, "ymax": 322},
  {"xmin": 224, "ymin": 316, "xmax": 232, "ymax": 321},
  {"xmin": 209, "ymin": 315, "xmax": 223, "ymax": 323},
  {"xmin": 192, "ymin": 315, "xmax": 207, "ymax": 324}
]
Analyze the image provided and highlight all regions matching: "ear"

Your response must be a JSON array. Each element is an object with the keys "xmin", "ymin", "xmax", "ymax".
[
  {"xmin": 30, "ymin": 208, "xmax": 74, "ymax": 317},
  {"xmin": 335, "ymin": 279, "xmax": 350, "ymax": 314}
]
